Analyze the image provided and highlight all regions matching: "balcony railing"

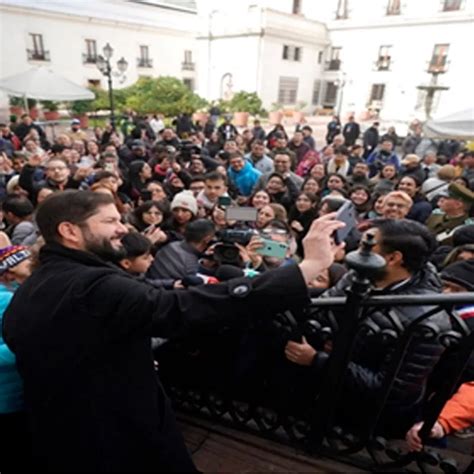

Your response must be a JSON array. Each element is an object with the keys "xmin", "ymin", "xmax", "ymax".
[
  {"xmin": 27, "ymin": 49, "xmax": 50, "ymax": 61},
  {"xmin": 375, "ymin": 57, "xmax": 391, "ymax": 71},
  {"xmin": 137, "ymin": 58, "xmax": 153, "ymax": 68},
  {"xmin": 82, "ymin": 53, "xmax": 98, "ymax": 64},
  {"xmin": 182, "ymin": 61, "xmax": 195, "ymax": 71},
  {"xmin": 325, "ymin": 59, "xmax": 341, "ymax": 71}
]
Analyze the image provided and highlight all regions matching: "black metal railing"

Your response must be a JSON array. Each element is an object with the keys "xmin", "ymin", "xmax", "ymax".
[
  {"xmin": 27, "ymin": 49, "xmax": 50, "ymax": 61},
  {"xmin": 82, "ymin": 53, "xmax": 97, "ymax": 64},
  {"xmin": 325, "ymin": 59, "xmax": 341, "ymax": 71},
  {"xmin": 155, "ymin": 240, "xmax": 473, "ymax": 472},
  {"xmin": 137, "ymin": 58, "xmax": 153, "ymax": 68}
]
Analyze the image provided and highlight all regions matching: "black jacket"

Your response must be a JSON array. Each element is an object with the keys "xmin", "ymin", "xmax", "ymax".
[
  {"xmin": 309, "ymin": 265, "xmax": 450, "ymax": 434},
  {"xmin": 342, "ymin": 122, "xmax": 360, "ymax": 146},
  {"xmin": 3, "ymin": 243, "xmax": 309, "ymax": 472}
]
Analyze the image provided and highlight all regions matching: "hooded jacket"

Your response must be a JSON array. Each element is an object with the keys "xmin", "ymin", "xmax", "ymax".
[{"xmin": 227, "ymin": 161, "xmax": 262, "ymax": 197}]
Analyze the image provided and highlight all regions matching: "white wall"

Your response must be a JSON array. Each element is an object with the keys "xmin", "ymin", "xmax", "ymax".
[{"xmin": 0, "ymin": 0, "xmax": 198, "ymax": 109}]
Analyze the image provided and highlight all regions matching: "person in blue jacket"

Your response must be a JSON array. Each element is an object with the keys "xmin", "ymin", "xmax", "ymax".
[
  {"xmin": 227, "ymin": 153, "xmax": 262, "ymax": 197},
  {"xmin": 0, "ymin": 244, "xmax": 33, "ymax": 471},
  {"xmin": 367, "ymin": 139, "xmax": 401, "ymax": 177}
]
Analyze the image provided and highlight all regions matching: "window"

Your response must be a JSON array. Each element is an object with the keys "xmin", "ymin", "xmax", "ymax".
[
  {"xmin": 183, "ymin": 78, "xmax": 194, "ymax": 90},
  {"xmin": 318, "ymin": 51, "xmax": 323, "ymax": 64},
  {"xmin": 312, "ymin": 80, "xmax": 322, "ymax": 105},
  {"xmin": 335, "ymin": 0, "xmax": 349, "ymax": 19},
  {"xmin": 323, "ymin": 82, "xmax": 338, "ymax": 107},
  {"xmin": 386, "ymin": 0, "xmax": 401, "ymax": 15},
  {"xmin": 442, "ymin": 0, "xmax": 462, "ymax": 11},
  {"xmin": 429, "ymin": 44, "xmax": 449, "ymax": 73},
  {"xmin": 27, "ymin": 33, "xmax": 49, "ymax": 61},
  {"xmin": 83, "ymin": 39, "xmax": 97, "ymax": 64},
  {"xmin": 182, "ymin": 50, "xmax": 194, "ymax": 70},
  {"xmin": 325, "ymin": 47, "xmax": 341, "ymax": 71},
  {"xmin": 294, "ymin": 47, "xmax": 301, "ymax": 61},
  {"xmin": 369, "ymin": 84, "xmax": 385, "ymax": 102},
  {"xmin": 282, "ymin": 45, "xmax": 302, "ymax": 62},
  {"xmin": 376, "ymin": 45, "xmax": 392, "ymax": 70},
  {"xmin": 278, "ymin": 77, "xmax": 298, "ymax": 105},
  {"xmin": 137, "ymin": 45, "xmax": 152, "ymax": 68},
  {"xmin": 292, "ymin": 0, "xmax": 302, "ymax": 14}
]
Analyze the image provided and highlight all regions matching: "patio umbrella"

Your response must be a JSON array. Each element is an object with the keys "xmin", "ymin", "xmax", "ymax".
[
  {"xmin": 423, "ymin": 108, "xmax": 474, "ymax": 140},
  {"xmin": 0, "ymin": 66, "xmax": 94, "ymax": 110}
]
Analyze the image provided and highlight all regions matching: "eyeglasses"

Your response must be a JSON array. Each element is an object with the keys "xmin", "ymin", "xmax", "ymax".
[
  {"xmin": 385, "ymin": 202, "xmax": 408, "ymax": 209},
  {"xmin": 261, "ymin": 228, "xmax": 288, "ymax": 236}
]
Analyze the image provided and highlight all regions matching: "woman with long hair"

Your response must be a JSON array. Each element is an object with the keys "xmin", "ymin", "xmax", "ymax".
[{"xmin": 288, "ymin": 191, "xmax": 319, "ymax": 257}]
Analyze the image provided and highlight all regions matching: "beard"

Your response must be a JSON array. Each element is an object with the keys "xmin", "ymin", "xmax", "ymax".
[{"xmin": 81, "ymin": 227, "xmax": 127, "ymax": 262}]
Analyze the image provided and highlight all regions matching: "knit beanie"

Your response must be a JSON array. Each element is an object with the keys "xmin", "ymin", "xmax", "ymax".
[
  {"xmin": 0, "ymin": 245, "xmax": 32, "ymax": 275},
  {"xmin": 441, "ymin": 259, "xmax": 474, "ymax": 291},
  {"xmin": 170, "ymin": 190, "xmax": 198, "ymax": 216}
]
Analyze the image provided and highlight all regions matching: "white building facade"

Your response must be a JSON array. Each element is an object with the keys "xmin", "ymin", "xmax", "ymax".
[
  {"xmin": 198, "ymin": 0, "xmax": 474, "ymax": 122},
  {"xmin": 0, "ymin": 0, "xmax": 473, "ymax": 123},
  {"xmin": 0, "ymin": 0, "xmax": 198, "ymax": 107}
]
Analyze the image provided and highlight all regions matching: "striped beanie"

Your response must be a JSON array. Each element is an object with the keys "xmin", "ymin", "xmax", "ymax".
[{"xmin": 0, "ymin": 246, "xmax": 32, "ymax": 275}]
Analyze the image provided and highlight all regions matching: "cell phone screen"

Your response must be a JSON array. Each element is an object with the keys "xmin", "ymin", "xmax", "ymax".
[{"xmin": 334, "ymin": 201, "xmax": 357, "ymax": 245}]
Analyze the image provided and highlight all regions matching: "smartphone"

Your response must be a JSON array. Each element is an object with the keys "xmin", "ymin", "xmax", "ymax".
[
  {"xmin": 218, "ymin": 196, "xmax": 232, "ymax": 208},
  {"xmin": 143, "ymin": 223, "xmax": 159, "ymax": 233},
  {"xmin": 255, "ymin": 238, "xmax": 289, "ymax": 259},
  {"xmin": 225, "ymin": 206, "xmax": 258, "ymax": 222},
  {"xmin": 333, "ymin": 200, "xmax": 357, "ymax": 245}
]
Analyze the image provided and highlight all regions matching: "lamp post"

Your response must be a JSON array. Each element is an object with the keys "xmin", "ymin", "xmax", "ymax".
[
  {"xmin": 96, "ymin": 43, "xmax": 128, "ymax": 129},
  {"xmin": 334, "ymin": 73, "xmax": 346, "ymax": 118}
]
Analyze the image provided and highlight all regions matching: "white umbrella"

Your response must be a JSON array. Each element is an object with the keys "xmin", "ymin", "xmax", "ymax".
[
  {"xmin": 0, "ymin": 67, "xmax": 95, "ymax": 107},
  {"xmin": 423, "ymin": 108, "xmax": 474, "ymax": 140}
]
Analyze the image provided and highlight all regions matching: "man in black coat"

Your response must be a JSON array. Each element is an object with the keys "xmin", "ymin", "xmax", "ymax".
[
  {"xmin": 342, "ymin": 116, "xmax": 360, "ymax": 147},
  {"xmin": 3, "ymin": 190, "xmax": 343, "ymax": 473},
  {"xmin": 285, "ymin": 219, "xmax": 450, "ymax": 436},
  {"xmin": 362, "ymin": 121, "xmax": 380, "ymax": 158}
]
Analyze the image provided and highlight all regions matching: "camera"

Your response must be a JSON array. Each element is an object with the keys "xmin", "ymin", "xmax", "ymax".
[
  {"xmin": 213, "ymin": 228, "xmax": 257, "ymax": 265},
  {"xmin": 177, "ymin": 140, "xmax": 200, "ymax": 162}
]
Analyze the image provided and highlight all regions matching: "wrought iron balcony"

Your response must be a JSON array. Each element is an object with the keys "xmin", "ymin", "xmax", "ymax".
[
  {"xmin": 375, "ymin": 57, "xmax": 391, "ymax": 71},
  {"xmin": 27, "ymin": 49, "xmax": 50, "ymax": 61},
  {"xmin": 182, "ymin": 61, "xmax": 195, "ymax": 71},
  {"xmin": 137, "ymin": 58, "xmax": 153, "ymax": 68},
  {"xmin": 82, "ymin": 53, "xmax": 98, "ymax": 64}
]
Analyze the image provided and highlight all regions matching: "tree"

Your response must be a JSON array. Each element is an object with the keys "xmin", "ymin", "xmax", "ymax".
[
  {"xmin": 125, "ymin": 77, "xmax": 207, "ymax": 116},
  {"xmin": 226, "ymin": 91, "xmax": 263, "ymax": 115}
]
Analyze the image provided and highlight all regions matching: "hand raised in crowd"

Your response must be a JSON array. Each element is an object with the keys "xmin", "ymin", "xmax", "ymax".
[
  {"xmin": 405, "ymin": 421, "xmax": 445, "ymax": 452},
  {"xmin": 144, "ymin": 226, "xmax": 167, "ymax": 245},
  {"xmin": 236, "ymin": 236, "xmax": 264, "ymax": 269},
  {"xmin": 290, "ymin": 220, "xmax": 304, "ymax": 233},
  {"xmin": 28, "ymin": 153, "xmax": 44, "ymax": 167},
  {"xmin": 171, "ymin": 162, "xmax": 182, "ymax": 174},
  {"xmin": 285, "ymin": 337, "xmax": 317, "ymax": 366},
  {"xmin": 0, "ymin": 152, "xmax": 13, "ymax": 174},
  {"xmin": 73, "ymin": 166, "xmax": 93, "ymax": 181},
  {"xmin": 298, "ymin": 213, "xmax": 345, "ymax": 283}
]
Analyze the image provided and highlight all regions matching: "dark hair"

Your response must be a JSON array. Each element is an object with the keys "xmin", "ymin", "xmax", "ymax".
[
  {"xmin": 267, "ymin": 173, "xmax": 285, "ymax": 184},
  {"xmin": 320, "ymin": 196, "xmax": 347, "ymax": 213},
  {"xmin": 204, "ymin": 171, "xmax": 227, "ymax": 185},
  {"xmin": 252, "ymin": 139, "xmax": 265, "ymax": 147},
  {"xmin": 398, "ymin": 175, "xmax": 422, "ymax": 188},
  {"xmin": 94, "ymin": 171, "xmax": 117, "ymax": 183},
  {"xmin": 120, "ymin": 232, "xmax": 152, "ymax": 258},
  {"xmin": 190, "ymin": 175, "xmax": 206, "ymax": 184},
  {"xmin": 133, "ymin": 200, "xmax": 166, "ymax": 231},
  {"xmin": 326, "ymin": 172, "xmax": 348, "ymax": 184},
  {"xmin": 302, "ymin": 125, "xmax": 313, "ymax": 133},
  {"xmin": 334, "ymin": 146, "xmax": 350, "ymax": 157},
  {"xmin": 36, "ymin": 190, "xmax": 115, "ymax": 244},
  {"xmin": 184, "ymin": 219, "xmax": 215, "ymax": 243},
  {"xmin": 2, "ymin": 196, "xmax": 34, "ymax": 217},
  {"xmin": 370, "ymin": 219, "xmax": 436, "ymax": 273}
]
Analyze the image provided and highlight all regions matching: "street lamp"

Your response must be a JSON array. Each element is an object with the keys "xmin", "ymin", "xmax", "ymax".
[
  {"xmin": 96, "ymin": 42, "xmax": 128, "ymax": 129},
  {"xmin": 334, "ymin": 73, "xmax": 346, "ymax": 118}
]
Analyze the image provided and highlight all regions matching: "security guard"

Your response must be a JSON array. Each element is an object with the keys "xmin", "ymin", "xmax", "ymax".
[{"xmin": 426, "ymin": 182, "xmax": 474, "ymax": 245}]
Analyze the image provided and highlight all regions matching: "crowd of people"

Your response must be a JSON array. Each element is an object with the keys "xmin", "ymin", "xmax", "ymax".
[{"xmin": 0, "ymin": 110, "xmax": 473, "ymax": 471}]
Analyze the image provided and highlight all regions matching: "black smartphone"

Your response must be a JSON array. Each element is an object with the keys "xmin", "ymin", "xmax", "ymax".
[
  {"xmin": 218, "ymin": 196, "xmax": 232, "ymax": 208},
  {"xmin": 333, "ymin": 200, "xmax": 357, "ymax": 245}
]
